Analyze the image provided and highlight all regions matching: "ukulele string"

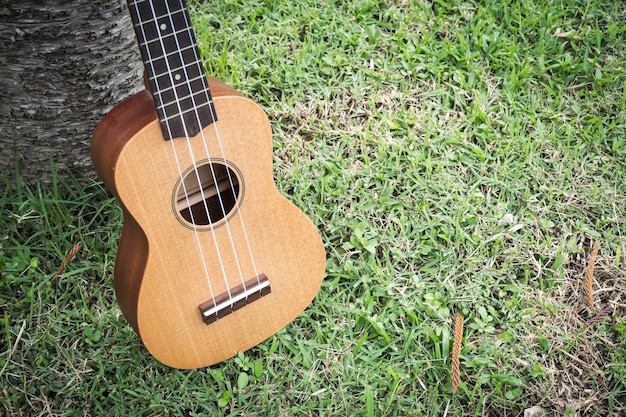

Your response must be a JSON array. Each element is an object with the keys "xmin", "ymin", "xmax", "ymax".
[
  {"xmin": 165, "ymin": 0, "xmax": 250, "ymax": 297},
  {"xmin": 135, "ymin": 0, "xmax": 220, "ymax": 302},
  {"xmin": 179, "ymin": 0, "xmax": 261, "ymax": 288},
  {"xmin": 174, "ymin": 0, "xmax": 261, "ymax": 289},
  {"xmin": 165, "ymin": 0, "xmax": 258, "ymax": 304},
  {"xmin": 149, "ymin": 0, "xmax": 235, "ymax": 301}
]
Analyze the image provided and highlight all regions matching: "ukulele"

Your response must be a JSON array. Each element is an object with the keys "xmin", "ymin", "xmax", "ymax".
[{"xmin": 91, "ymin": 0, "xmax": 325, "ymax": 369}]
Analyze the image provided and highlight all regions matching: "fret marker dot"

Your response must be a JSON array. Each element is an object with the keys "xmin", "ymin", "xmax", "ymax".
[
  {"xmin": 160, "ymin": 23, "xmax": 167, "ymax": 31},
  {"xmin": 175, "ymin": 74, "xmax": 182, "ymax": 81}
]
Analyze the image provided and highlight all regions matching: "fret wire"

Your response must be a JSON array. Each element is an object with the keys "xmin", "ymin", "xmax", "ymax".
[
  {"xmin": 143, "ymin": 40, "xmax": 198, "ymax": 71},
  {"xmin": 159, "ymin": 105, "xmax": 212, "ymax": 123},
  {"xmin": 141, "ymin": 35, "xmax": 195, "ymax": 67},
  {"xmin": 127, "ymin": 0, "xmax": 180, "ymax": 17},
  {"xmin": 152, "ymin": 75, "xmax": 207, "ymax": 111},
  {"xmin": 143, "ymin": 44, "xmax": 198, "ymax": 77},
  {"xmin": 148, "ymin": 63, "xmax": 203, "ymax": 82},
  {"xmin": 158, "ymin": 92, "xmax": 211, "ymax": 111},
  {"xmin": 132, "ymin": 9, "xmax": 185, "ymax": 26},
  {"xmin": 144, "ymin": 44, "xmax": 197, "ymax": 65},
  {"xmin": 130, "ymin": 0, "xmax": 185, "ymax": 30},
  {"xmin": 149, "ymin": 74, "xmax": 206, "ymax": 93},
  {"xmin": 139, "ymin": 26, "xmax": 194, "ymax": 47}
]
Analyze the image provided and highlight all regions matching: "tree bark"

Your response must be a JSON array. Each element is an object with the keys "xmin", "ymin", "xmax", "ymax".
[{"xmin": 0, "ymin": 0, "xmax": 144, "ymax": 187}]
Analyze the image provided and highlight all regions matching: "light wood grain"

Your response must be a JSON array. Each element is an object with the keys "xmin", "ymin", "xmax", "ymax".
[{"xmin": 92, "ymin": 80, "xmax": 325, "ymax": 368}]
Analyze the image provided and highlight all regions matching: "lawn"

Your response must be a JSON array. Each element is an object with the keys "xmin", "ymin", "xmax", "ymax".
[{"xmin": 2, "ymin": 0, "xmax": 626, "ymax": 415}]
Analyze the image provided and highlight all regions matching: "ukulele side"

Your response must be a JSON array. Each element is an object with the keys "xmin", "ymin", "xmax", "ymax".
[{"xmin": 91, "ymin": 78, "xmax": 244, "ymax": 334}]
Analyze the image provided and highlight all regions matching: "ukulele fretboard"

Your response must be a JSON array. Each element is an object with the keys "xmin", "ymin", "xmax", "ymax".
[{"xmin": 128, "ymin": 0, "xmax": 216, "ymax": 140}]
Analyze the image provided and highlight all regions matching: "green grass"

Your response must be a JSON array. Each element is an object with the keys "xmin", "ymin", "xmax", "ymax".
[{"xmin": 2, "ymin": 0, "xmax": 626, "ymax": 415}]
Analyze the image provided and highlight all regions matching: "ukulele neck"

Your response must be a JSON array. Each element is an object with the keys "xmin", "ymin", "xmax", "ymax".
[{"xmin": 127, "ymin": 0, "xmax": 216, "ymax": 140}]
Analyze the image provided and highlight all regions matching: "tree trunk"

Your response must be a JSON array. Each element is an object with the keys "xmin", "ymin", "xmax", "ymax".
[{"xmin": 0, "ymin": 0, "xmax": 144, "ymax": 187}]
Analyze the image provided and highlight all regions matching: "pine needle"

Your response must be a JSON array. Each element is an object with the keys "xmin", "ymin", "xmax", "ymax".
[
  {"xmin": 585, "ymin": 240, "xmax": 600, "ymax": 310},
  {"xmin": 451, "ymin": 312, "xmax": 463, "ymax": 393},
  {"xmin": 52, "ymin": 242, "xmax": 81, "ymax": 286}
]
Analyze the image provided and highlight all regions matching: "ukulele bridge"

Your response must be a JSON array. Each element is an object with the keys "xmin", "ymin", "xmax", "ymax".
[{"xmin": 198, "ymin": 274, "xmax": 271, "ymax": 325}]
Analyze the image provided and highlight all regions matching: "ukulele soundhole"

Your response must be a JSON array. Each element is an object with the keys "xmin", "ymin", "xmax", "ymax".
[{"xmin": 173, "ymin": 160, "xmax": 243, "ymax": 229}]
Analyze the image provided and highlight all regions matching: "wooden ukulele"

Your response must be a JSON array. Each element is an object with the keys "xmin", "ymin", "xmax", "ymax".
[{"xmin": 91, "ymin": 0, "xmax": 325, "ymax": 369}]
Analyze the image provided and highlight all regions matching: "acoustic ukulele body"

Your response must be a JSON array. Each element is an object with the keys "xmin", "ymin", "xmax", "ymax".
[{"xmin": 91, "ymin": 78, "xmax": 325, "ymax": 369}]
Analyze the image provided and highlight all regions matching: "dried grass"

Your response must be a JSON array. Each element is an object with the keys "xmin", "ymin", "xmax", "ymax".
[
  {"xmin": 520, "ymin": 242, "xmax": 626, "ymax": 416},
  {"xmin": 451, "ymin": 312, "xmax": 463, "ymax": 393},
  {"xmin": 52, "ymin": 242, "xmax": 81, "ymax": 286},
  {"xmin": 584, "ymin": 240, "xmax": 600, "ymax": 310}
]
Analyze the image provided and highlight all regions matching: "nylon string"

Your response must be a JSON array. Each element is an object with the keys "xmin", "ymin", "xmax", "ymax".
[
  {"xmin": 147, "ymin": 0, "xmax": 261, "ymax": 305},
  {"xmin": 159, "ymin": 1, "xmax": 245, "ymax": 304},
  {"xmin": 133, "ymin": 0, "xmax": 220, "ymax": 302},
  {"xmin": 176, "ymin": 0, "xmax": 261, "ymax": 288},
  {"xmin": 179, "ymin": 0, "xmax": 261, "ymax": 291}
]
